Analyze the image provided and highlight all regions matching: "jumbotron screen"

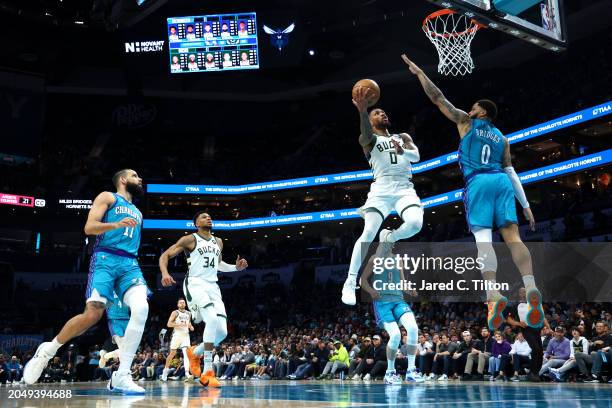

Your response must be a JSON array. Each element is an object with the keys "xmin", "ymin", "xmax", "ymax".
[{"xmin": 167, "ymin": 12, "xmax": 259, "ymax": 74}]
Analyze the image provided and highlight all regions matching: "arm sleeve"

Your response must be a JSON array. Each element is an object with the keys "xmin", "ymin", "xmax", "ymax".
[
  {"xmin": 503, "ymin": 166, "xmax": 529, "ymax": 208},
  {"xmin": 405, "ymin": 146, "xmax": 420, "ymax": 163},
  {"xmin": 218, "ymin": 261, "xmax": 238, "ymax": 272}
]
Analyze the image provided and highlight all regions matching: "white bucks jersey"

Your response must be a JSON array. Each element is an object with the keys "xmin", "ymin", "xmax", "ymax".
[
  {"xmin": 367, "ymin": 134, "xmax": 414, "ymax": 181},
  {"xmin": 173, "ymin": 309, "xmax": 191, "ymax": 335},
  {"xmin": 187, "ymin": 233, "xmax": 221, "ymax": 282}
]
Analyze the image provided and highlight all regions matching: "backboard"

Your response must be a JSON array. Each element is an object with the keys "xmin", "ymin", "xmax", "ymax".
[{"xmin": 425, "ymin": 0, "xmax": 567, "ymax": 51}]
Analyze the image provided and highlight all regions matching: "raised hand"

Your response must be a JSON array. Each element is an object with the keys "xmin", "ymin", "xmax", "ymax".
[
  {"xmin": 352, "ymin": 86, "xmax": 370, "ymax": 114},
  {"xmin": 401, "ymin": 54, "xmax": 423, "ymax": 75}
]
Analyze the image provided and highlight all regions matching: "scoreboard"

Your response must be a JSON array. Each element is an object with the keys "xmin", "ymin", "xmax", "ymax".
[{"xmin": 167, "ymin": 12, "xmax": 259, "ymax": 74}]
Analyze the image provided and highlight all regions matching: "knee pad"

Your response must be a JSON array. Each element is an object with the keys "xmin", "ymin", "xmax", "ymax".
[
  {"xmin": 123, "ymin": 285, "xmax": 149, "ymax": 326},
  {"xmin": 383, "ymin": 322, "xmax": 401, "ymax": 350},
  {"xmin": 399, "ymin": 313, "xmax": 418, "ymax": 346}
]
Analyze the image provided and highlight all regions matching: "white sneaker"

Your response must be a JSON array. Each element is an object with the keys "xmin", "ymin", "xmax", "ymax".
[
  {"xmin": 384, "ymin": 371, "xmax": 402, "ymax": 385},
  {"xmin": 108, "ymin": 371, "xmax": 145, "ymax": 395},
  {"xmin": 437, "ymin": 374, "xmax": 448, "ymax": 381},
  {"xmin": 426, "ymin": 373, "xmax": 435, "ymax": 381},
  {"xmin": 23, "ymin": 342, "xmax": 55, "ymax": 385},
  {"xmin": 406, "ymin": 370, "xmax": 425, "ymax": 383},
  {"xmin": 341, "ymin": 280, "xmax": 357, "ymax": 306},
  {"xmin": 363, "ymin": 373, "xmax": 371, "ymax": 381},
  {"xmin": 98, "ymin": 350, "xmax": 108, "ymax": 369},
  {"xmin": 184, "ymin": 375, "xmax": 194, "ymax": 382},
  {"xmin": 350, "ymin": 374, "xmax": 361, "ymax": 380}
]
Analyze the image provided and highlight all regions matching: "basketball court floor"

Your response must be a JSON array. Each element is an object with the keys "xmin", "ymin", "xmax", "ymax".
[{"xmin": 2, "ymin": 381, "xmax": 610, "ymax": 408}]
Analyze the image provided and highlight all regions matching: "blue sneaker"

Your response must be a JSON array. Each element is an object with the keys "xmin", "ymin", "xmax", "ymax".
[
  {"xmin": 549, "ymin": 368, "xmax": 563, "ymax": 382},
  {"xmin": 405, "ymin": 369, "xmax": 424, "ymax": 383}
]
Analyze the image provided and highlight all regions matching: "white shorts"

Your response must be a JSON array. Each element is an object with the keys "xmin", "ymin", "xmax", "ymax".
[
  {"xmin": 359, "ymin": 179, "xmax": 421, "ymax": 220},
  {"xmin": 170, "ymin": 332, "xmax": 190, "ymax": 350},
  {"xmin": 183, "ymin": 276, "xmax": 227, "ymax": 324}
]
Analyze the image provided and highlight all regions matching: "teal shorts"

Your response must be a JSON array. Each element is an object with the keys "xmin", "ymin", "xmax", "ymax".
[
  {"xmin": 464, "ymin": 172, "xmax": 518, "ymax": 231},
  {"xmin": 86, "ymin": 251, "xmax": 146, "ymax": 306},
  {"xmin": 373, "ymin": 301, "xmax": 412, "ymax": 327}
]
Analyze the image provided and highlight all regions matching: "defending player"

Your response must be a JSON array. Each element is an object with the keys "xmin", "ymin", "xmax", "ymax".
[
  {"xmin": 160, "ymin": 299, "xmax": 194, "ymax": 382},
  {"xmin": 159, "ymin": 211, "xmax": 248, "ymax": 387},
  {"xmin": 342, "ymin": 87, "xmax": 424, "ymax": 306},
  {"xmin": 401, "ymin": 55, "xmax": 543, "ymax": 331},
  {"xmin": 360, "ymin": 251, "xmax": 423, "ymax": 385},
  {"xmin": 24, "ymin": 169, "xmax": 149, "ymax": 394}
]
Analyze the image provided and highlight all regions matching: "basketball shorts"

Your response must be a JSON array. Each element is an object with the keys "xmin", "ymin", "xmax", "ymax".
[
  {"xmin": 183, "ymin": 276, "xmax": 227, "ymax": 324},
  {"xmin": 170, "ymin": 332, "xmax": 191, "ymax": 350},
  {"xmin": 359, "ymin": 179, "xmax": 421, "ymax": 220},
  {"xmin": 464, "ymin": 172, "xmax": 518, "ymax": 231},
  {"xmin": 373, "ymin": 300, "xmax": 412, "ymax": 327},
  {"xmin": 86, "ymin": 251, "xmax": 147, "ymax": 305}
]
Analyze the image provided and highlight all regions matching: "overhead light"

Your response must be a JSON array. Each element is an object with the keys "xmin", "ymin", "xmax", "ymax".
[
  {"xmin": 308, "ymin": 49, "xmax": 315, "ymax": 56},
  {"xmin": 75, "ymin": 20, "xmax": 84, "ymax": 25}
]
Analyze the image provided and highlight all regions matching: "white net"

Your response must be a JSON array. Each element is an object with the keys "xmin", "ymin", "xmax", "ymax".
[{"xmin": 423, "ymin": 11, "xmax": 480, "ymax": 76}]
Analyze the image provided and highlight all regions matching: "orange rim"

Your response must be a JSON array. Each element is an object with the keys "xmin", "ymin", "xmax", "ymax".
[{"xmin": 423, "ymin": 9, "xmax": 485, "ymax": 39}]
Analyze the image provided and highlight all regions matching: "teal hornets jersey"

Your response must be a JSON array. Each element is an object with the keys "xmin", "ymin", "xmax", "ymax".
[
  {"xmin": 372, "ymin": 267, "xmax": 404, "ymax": 302},
  {"xmin": 94, "ymin": 193, "xmax": 142, "ymax": 256},
  {"xmin": 458, "ymin": 119, "xmax": 506, "ymax": 180}
]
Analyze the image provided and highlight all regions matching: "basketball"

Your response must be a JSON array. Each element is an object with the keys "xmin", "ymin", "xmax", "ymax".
[{"xmin": 352, "ymin": 79, "xmax": 380, "ymax": 107}]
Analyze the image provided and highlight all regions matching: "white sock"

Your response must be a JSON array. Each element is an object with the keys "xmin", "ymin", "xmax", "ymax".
[
  {"xmin": 386, "ymin": 359, "xmax": 395, "ymax": 374},
  {"xmin": 162, "ymin": 367, "xmax": 169, "ymax": 380},
  {"xmin": 203, "ymin": 350, "xmax": 213, "ymax": 372},
  {"xmin": 45, "ymin": 337, "xmax": 63, "ymax": 355},
  {"xmin": 182, "ymin": 348, "xmax": 190, "ymax": 376},
  {"xmin": 346, "ymin": 212, "xmax": 382, "ymax": 282},
  {"xmin": 407, "ymin": 354, "xmax": 416, "ymax": 371},
  {"xmin": 118, "ymin": 286, "xmax": 148, "ymax": 374},
  {"xmin": 485, "ymin": 278, "xmax": 501, "ymax": 301},
  {"xmin": 194, "ymin": 343, "xmax": 205, "ymax": 356},
  {"xmin": 522, "ymin": 275, "xmax": 537, "ymax": 291}
]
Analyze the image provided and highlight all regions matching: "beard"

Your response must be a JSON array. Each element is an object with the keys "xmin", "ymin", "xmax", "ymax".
[
  {"xmin": 126, "ymin": 182, "xmax": 144, "ymax": 197},
  {"xmin": 379, "ymin": 119, "xmax": 391, "ymax": 129}
]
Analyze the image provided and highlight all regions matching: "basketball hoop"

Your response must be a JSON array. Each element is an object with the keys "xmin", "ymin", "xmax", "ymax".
[{"xmin": 423, "ymin": 9, "xmax": 483, "ymax": 76}]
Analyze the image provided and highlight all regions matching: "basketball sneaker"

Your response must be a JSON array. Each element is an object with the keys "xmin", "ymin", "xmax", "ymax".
[
  {"xmin": 405, "ymin": 369, "xmax": 424, "ymax": 383},
  {"xmin": 384, "ymin": 371, "xmax": 402, "ymax": 385},
  {"xmin": 200, "ymin": 370, "xmax": 221, "ymax": 388},
  {"xmin": 487, "ymin": 296, "xmax": 508, "ymax": 331},
  {"xmin": 525, "ymin": 288, "xmax": 544, "ymax": 329},
  {"xmin": 108, "ymin": 371, "xmax": 145, "ymax": 395},
  {"xmin": 341, "ymin": 280, "xmax": 358, "ymax": 306},
  {"xmin": 186, "ymin": 345, "xmax": 202, "ymax": 377},
  {"xmin": 23, "ymin": 343, "xmax": 54, "ymax": 384}
]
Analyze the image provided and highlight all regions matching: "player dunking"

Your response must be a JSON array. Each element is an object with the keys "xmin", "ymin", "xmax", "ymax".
[
  {"xmin": 160, "ymin": 299, "xmax": 194, "ymax": 382},
  {"xmin": 159, "ymin": 211, "xmax": 248, "ymax": 387},
  {"xmin": 342, "ymin": 87, "xmax": 424, "ymax": 306},
  {"xmin": 401, "ymin": 55, "xmax": 544, "ymax": 331},
  {"xmin": 24, "ymin": 169, "xmax": 149, "ymax": 394}
]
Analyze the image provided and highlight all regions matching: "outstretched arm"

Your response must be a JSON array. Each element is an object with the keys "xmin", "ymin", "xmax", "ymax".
[
  {"xmin": 502, "ymin": 139, "xmax": 535, "ymax": 231},
  {"xmin": 401, "ymin": 55, "xmax": 470, "ymax": 127}
]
